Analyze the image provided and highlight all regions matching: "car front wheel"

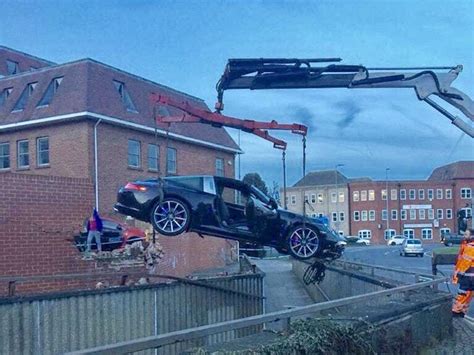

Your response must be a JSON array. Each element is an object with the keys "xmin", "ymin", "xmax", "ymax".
[
  {"xmin": 150, "ymin": 198, "xmax": 190, "ymax": 237},
  {"xmin": 287, "ymin": 226, "xmax": 321, "ymax": 260}
]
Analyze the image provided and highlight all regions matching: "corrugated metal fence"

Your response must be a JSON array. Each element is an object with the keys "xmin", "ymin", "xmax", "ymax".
[{"xmin": 0, "ymin": 273, "xmax": 264, "ymax": 354}]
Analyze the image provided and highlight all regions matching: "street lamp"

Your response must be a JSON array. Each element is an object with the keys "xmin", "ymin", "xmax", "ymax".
[
  {"xmin": 385, "ymin": 167, "xmax": 390, "ymax": 239},
  {"xmin": 335, "ymin": 164, "xmax": 344, "ymax": 233}
]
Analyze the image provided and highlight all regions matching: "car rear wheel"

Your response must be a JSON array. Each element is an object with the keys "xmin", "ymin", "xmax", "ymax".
[
  {"xmin": 150, "ymin": 198, "xmax": 190, "ymax": 237},
  {"xmin": 287, "ymin": 226, "xmax": 321, "ymax": 260}
]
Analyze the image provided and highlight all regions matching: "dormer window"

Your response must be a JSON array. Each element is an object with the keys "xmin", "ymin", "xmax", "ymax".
[
  {"xmin": 113, "ymin": 80, "xmax": 137, "ymax": 113},
  {"xmin": 13, "ymin": 82, "xmax": 37, "ymax": 112},
  {"xmin": 0, "ymin": 88, "xmax": 13, "ymax": 107},
  {"xmin": 6, "ymin": 60, "xmax": 19, "ymax": 75},
  {"xmin": 37, "ymin": 77, "xmax": 63, "ymax": 107}
]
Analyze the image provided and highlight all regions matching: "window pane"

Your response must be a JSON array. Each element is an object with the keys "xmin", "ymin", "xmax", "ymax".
[
  {"xmin": 147, "ymin": 144, "xmax": 159, "ymax": 171},
  {"xmin": 113, "ymin": 80, "xmax": 137, "ymax": 112},
  {"xmin": 17, "ymin": 140, "xmax": 29, "ymax": 168},
  {"xmin": 37, "ymin": 137, "xmax": 49, "ymax": 166},
  {"xmin": 167, "ymin": 147, "xmax": 177, "ymax": 174},
  {"xmin": 0, "ymin": 143, "xmax": 10, "ymax": 169},
  {"xmin": 215, "ymin": 158, "xmax": 224, "ymax": 176},
  {"xmin": 37, "ymin": 77, "xmax": 63, "ymax": 107},
  {"xmin": 128, "ymin": 139, "xmax": 140, "ymax": 167}
]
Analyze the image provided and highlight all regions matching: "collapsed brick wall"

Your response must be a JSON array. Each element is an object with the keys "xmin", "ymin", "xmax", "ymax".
[{"xmin": 0, "ymin": 173, "xmax": 235, "ymax": 296}]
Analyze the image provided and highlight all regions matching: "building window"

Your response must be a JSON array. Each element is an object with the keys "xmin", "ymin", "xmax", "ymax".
[
  {"xmin": 332, "ymin": 212, "xmax": 338, "ymax": 222},
  {"xmin": 215, "ymin": 158, "xmax": 224, "ymax": 177},
  {"xmin": 291, "ymin": 195, "xmax": 296, "ymax": 205},
  {"xmin": 446, "ymin": 209, "xmax": 453, "ymax": 219},
  {"xmin": 6, "ymin": 60, "xmax": 19, "ymax": 75},
  {"xmin": 381, "ymin": 189, "xmax": 387, "ymax": 201},
  {"xmin": 381, "ymin": 209, "xmax": 388, "ymax": 221},
  {"xmin": 403, "ymin": 229, "xmax": 415, "ymax": 239},
  {"xmin": 0, "ymin": 142, "xmax": 10, "ymax": 169},
  {"xmin": 127, "ymin": 139, "xmax": 140, "ymax": 168},
  {"xmin": 391, "ymin": 209, "xmax": 398, "ymax": 220},
  {"xmin": 445, "ymin": 189, "xmax": 452, "ymax": 199},
  {"xmin": 369, "ymin": 210, "xmax": 376, "ymax": 221},
  {"xmin": 0, "ymin": 88, "xmax": 13, "ymax": 107},
  {"xmin": 147, "ymin": 144, "xmax": 159, "ymax": 171},
  {"xmin": 353, "ymin": 191, "xmax": 359, "ymax": 202},
  {"xmin": 361, "ymin": 210, "xmax": 368, "ymax": 221},
  {"xmin": 339, "ymin": 212, "xmax": 345, "ymax": 222},
  {"xmin": 422, "ymin": 229, "xmax": 433, "ymax": 240},
  {"xmin": 400, "ymin": 189, "xmax": 406, "ymax": 200},
  {"xmin": 461, "ymin": 188, "xmax": 472, "ymax": 199},
  {"xmin": 409, "ymin": 189, "xmax": 416, "ymax": 200},
  {"xmin": 384, "ymin": 229, "xmax": 396, "ymax": 240},
  {"xmin": 401, "ymin": 209, "xmax": 407, "ymax": 220},
  {"xmin": 436, "ymin": 189, "xmax": 443, "ymax": 199},
  {"xmin": 418, "ymin": 189, "xmax": 425, "ymax": 200},
  {"xmin": 166, "ymin": 147, "xmax": 177, "ymax": 174},
  {"xmin": 353, "ymin": 211, "xmax": 360, "ymax": 221},
  {"xmin": 338, "ymin": 191, "xmax": 344, "ymax": 203},
  {"xmin": 36, "ymin": 137, "xmax": 49, "ymax": 166},
  {"xmin": 419, "ymin": 209, "xmax": 426, "ymax": 220},
  {"xmin": 368, "ymin": 190, "xmax": 375, "ymax": 201},
  {"xmin": 331, "ymin": 192, "xmax": 337, "ymax": 203},
  {"xmin": 361, "ymin": 190, "xmax": 367, "ymax": 201},
  {"xmin": 317, "ymin": 193, "xmax": 323, "ymax": 203},
  {"xmin": 310, "ymin": 194, "xmax": 316, "ymax": 204},
  {"xmin": 409, "ymin": 209, "xmax": 416, "ymax": 220},
  {"xmin": 428, "ymin": 209, "xmax": 434, "ymax": 220},
  {"xmin": 304, "ymin": 195, "xmax": 309, "ymax": 203},
  {"xmin": 358, "ymin": 230, "xmax": 372, "ymax": 239},
  {"xmin": 17, "ymin": 140, "xmax": 29, "ymax": 168},
  {"xmin": 113, "ymin": 80, "xmax": 138, "ymax": 112},
  {"xmin": 437, "ymin": 209, "xmax": 443, "ymax": 220},
  {"xmin": 13, "ymin": 82, "xmax": 37, "ymax": 111},
  {"xmin": 37, "ymin": 77, "xmax": 63, "ymax": 107},
  {"xmin": 440, "ymin": 228, "xmax": 450, "ymax": 237},
  {"xmin": 427, "ymin": 189, "xmax": 434, "ymax": 200},
  {"xmin": 390, "ymin": 189, "xmax": 397, "ymax": 200}
]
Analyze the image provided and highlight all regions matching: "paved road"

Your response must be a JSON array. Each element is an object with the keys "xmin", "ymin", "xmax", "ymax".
[{"xmin": 343, "ymin": 244, "xmax": 474, "ymax": 318}]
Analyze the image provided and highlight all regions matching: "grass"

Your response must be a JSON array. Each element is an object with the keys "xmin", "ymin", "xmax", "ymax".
[{"xmin": 432, "ymin": 246, "xmax": 460, "ymax": 255}]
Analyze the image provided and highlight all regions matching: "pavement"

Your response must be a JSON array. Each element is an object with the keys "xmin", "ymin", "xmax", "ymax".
[{"xmin": 425, "ymin": 317, "xmax": 474, "ymax": 354}]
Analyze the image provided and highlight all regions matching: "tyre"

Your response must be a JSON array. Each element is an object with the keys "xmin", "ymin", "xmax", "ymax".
[
  {"xmin": 150, "ymin": 197, "xmax": 190, "ymax": 236},
  {"xmin": 420, "ymin": 253, "xmax": 424, "ymax": 257},
  {"xmin": 390, "ymin": 242, "xmax": 396, "ymax": 246},
  {"xmin": 287, "ymin": 225, "xmax": 321, "ymax": 260}
]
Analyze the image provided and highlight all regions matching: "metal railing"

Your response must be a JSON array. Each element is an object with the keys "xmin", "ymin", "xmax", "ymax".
[{"xmin": 70, "ymin": 259, "xmax": 449, "ymax": 355}]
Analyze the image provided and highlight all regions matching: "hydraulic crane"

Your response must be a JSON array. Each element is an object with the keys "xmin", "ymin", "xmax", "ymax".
[{"xmin": 215, "ymin": 58, "xmax": 474, "ymax": 137}]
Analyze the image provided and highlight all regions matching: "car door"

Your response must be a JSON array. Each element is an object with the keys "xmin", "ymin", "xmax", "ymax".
[{"xmin": 246, "ymin": 187, "xmax": 279, "ymax": 243}]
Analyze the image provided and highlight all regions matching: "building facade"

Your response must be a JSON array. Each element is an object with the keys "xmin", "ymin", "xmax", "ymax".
[
  {"xmin": 283, "ymin": 170, "xmax": 350, "ymax": 236},
  {"xmin": 348, "ymin": 161, "xmax": 474, "ymax": 244},
  {"xmin": 0, "ymin": 46, "xmax": 241, "ymax": 284}
]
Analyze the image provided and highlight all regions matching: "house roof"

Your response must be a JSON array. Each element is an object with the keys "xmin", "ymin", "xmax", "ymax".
[
  {"xmin": 0, "ymin": 46, "xmax": 54, "ymax": 76},
  {"xmin": 293, "ymin": 170, "xmax": 349, "ymax": 187},
  {"xmin": 0, "ymin": 50, "xmax": 239, "ymax": 152},
  {"xmin": 428, "ymin": 161, "xmax": 474, "ymax": 181}
]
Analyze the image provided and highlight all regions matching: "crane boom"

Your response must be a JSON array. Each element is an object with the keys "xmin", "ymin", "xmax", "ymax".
[{"xmin": 215, "ymin": 58, "xmax": 474, "ymax": 137}]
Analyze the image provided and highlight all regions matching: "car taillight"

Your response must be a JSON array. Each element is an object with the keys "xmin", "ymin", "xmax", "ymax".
[{"xmin": 124, "ymin": 182, "xmax": 147, "ymax": 192}]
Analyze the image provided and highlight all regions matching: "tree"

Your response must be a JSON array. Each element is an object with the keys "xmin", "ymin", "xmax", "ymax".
[{"xmin": 242, "ymin": 173, "xmax": 268, "ymax": 195}]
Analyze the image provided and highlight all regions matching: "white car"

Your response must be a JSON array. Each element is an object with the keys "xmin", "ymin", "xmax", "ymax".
[
  {"xmin": 356, "ymin": 238, "xmax": 371, "ymax": 246},
  {"xmin": 387, "ymin": 235, "xmax": 406, "ymax": 246}
]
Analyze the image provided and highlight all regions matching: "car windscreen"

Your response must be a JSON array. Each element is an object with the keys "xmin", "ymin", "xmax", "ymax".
[
  {"xmin": 165, "ymin": 176, "xmax": 203, "ymax": 191},
  {"xmin": 250, "ymin": 185, "xmax": 271, "ymax": 204},
  {"xmin": 407, "ymin": 240, "xmax": 421, "ymax": 245}
]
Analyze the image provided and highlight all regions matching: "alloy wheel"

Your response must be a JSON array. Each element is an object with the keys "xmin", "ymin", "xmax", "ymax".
[
  {"xmin": 152, "ymin": 199, "xmax": 189, "ymax": 235},
  {"xmin": 289, "ymin": 227, "xmax": 320, "ymax": 259}
]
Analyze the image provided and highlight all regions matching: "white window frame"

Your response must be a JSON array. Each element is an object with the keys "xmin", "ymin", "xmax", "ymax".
[
  {"xmin": 427, "ymin": 189, "xmax": 434, "ymax": 200},
  {"xmin": 339, "ymin": 211, "xmax": 345, "ymax": 222},
  {"xmin": 436, "ymin": 189, "xmax": 443, "ymax": 199},
  {"xmin": 353, "ymin": 211, "xmax": 360, "ymax": 222},
  {"xmin": 310, "ymin": 194, "xmax": 316, "ymax": 204},
  {"xmin": 391, "ymin": 209, "xmax": 398, "ymax": 220},
  {"xmin": 418, "ymin": 189, "xmax": 425, "ymax": 200},
  {"xmin": 361, "ymin": 210, "xmax": 368, "ymax": 221},
  {"xmin": 381, "ymin": 209, "xmax": 388, "ymax": 221},
  {"xmin": 331, "ymin": 192, "xmax": 337, "ymax": 203},
  {"xmin": 403, "ymin": 229, "xmax": 415, "ymax": 239},
  {"xmin": 437, "ymin": 209, "xmax": 443, "ymax": 220},
  {"xmin": 400, "ymin": 189, "xmax": 406, "ymax": 200},
  {"xmin": 358, "ymin": 230, "xmax": 372, "ymax": 239},
  {"xmin": 360, "ymin": 190, "xmax": 367, "ymax": 201},
  {"xmin": 291, "ymin": 195, "xmax": 296, "ymax": 205},
  {"xmin": 0, "ymin": 142, "xmax": 10, "ymax": 170},
  {"xmin": 390, "ymin": 189, "xmax": 398, "ymax": 201},
  {"xmin": 166, "ymin": 147, "xmax": 177, "ymax": 174},
  {"xmin": 368, "ymin": 190, "xmax": 375, "ymax": 201},
  {"xmin": 147, "ymin": 143, "xmax": 159, "ymax": 172},
  {"xmin": 409, "ymin": 189, "xmax": 416, "ymax": 200},
  {"xmin": 353, "ymin": 191, "xmax": 359, "ymax": 202},
  {"xmin": 127, "ymin": 139, "xmax": 141, "ymax": 168},
  {"xmin": 440, "ymin": 228, "xmax": 450, "ymax": 237},
  {"xmin": 401, "ymin": 209, "xmax": 407, "ymax": 220},
  {"xmin": 422, "ymin": 228, "xmax": 433, "ymax": 240},
  {"xmin": 445, "ymin": 189, "xmax": 452, "ymax": 199},
  {"xmin": 331, "ymin": 212, "xmax": 338, "ymax": 222},
  {"xmin": 384, "ymin": 229, "xmax": 396, "ymax": 240},
  {"xmin": 419, "ymin": 209, "xmax": 426, "ymax": 220},
  {"xmin": 369, "ymin": 210, "xmax": 375, "ymax": 221},
  {"xmin": 36, "ymin": 136, "xmax": 49, "ymax": 167},
  {"xmin": 381, "ymin": 189, "xmax": 387, "ymax": 201},
  {"xmin": 446, "ymin": 209, "xmax": 453, "ymax": 219},
  {"xmin": 338, "ymin": 191, "xmax": 345, "ymax": 203},
  {"xmin": 17, "ymin": 139, "xmax": 29, "ymax": 169},
  {"xmin": 317, "ymin": 193, "xmax": 323, "ymax": 203},
  {"xmin": 461, "ymin": 188, "xmax": 472, "ymax": 199},
  {"xmin": 409, "ymin": 209, "xmax": 416, "ymax": 220},
  {"xmin": 428, "ymin": 209, "xmax": 434, "ymax": 220}
]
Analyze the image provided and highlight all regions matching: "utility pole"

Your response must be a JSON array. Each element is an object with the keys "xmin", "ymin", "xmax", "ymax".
[
  {"xmin": 335, "ymin": 164, "xmax": 344, "ymax": 233},
  {"xmin": 386, "ymin": 167, "xmax": 390, "ymax": 239}
]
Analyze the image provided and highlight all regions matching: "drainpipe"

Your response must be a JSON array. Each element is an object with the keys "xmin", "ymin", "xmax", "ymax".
[{"xmin": 94, "ymin": 118, "xmax": 103, "ymax": 211}]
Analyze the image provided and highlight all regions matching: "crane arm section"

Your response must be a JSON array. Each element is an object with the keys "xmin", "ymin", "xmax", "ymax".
[
  {"xmin": 215, "ymin": 58, "xmax": 474, "ymax": 137},
  {"xmin": 150, "ymin": 93, "xmax": 307, "ymax": 150}
]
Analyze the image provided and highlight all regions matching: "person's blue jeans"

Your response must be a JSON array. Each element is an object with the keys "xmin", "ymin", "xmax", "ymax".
[{"xmin": 86, "ymin": 230, "xmax": 102, "ymax": 252}]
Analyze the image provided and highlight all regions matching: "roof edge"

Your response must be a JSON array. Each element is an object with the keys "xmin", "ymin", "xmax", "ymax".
[{"xmin": 0, "ymin": 45, "xmax": 56, "ymax": 65}]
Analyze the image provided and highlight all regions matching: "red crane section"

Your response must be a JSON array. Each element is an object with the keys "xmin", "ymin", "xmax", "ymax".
[{"xmin": 149, "ymin": 93, "xmax": 307, "ymax": 150}]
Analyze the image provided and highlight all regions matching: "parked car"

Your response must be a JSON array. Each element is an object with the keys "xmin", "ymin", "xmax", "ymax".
[
  {"xmin": 115, "ymin": 175, "xmax": 346, "ymax": 260},
  {"xmin": 387, "ymin": 235, "xmax": 406, "ymax": 246},
  {"xmin": 344, "ymin": 236, "xmax": 370, "ymax": 246},
  {"xmin": 356, "ymin": 238, "xmax": 371, "ymax": 246},
  {"xmin": 442, "ymin": 233, "xmax": 464, "ymax": 246},
  {"xmin": 399, "ymin": 239, "xmax": 424, "ymax": 257},
  {"xmin": 74, "ymin": 218, "xmax": 146, "ymax": 252}
]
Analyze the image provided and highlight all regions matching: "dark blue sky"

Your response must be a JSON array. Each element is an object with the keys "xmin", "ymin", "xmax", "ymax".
[{"xmin": 1, "ymin": 0, "xmax": 472, "ymax": 186}]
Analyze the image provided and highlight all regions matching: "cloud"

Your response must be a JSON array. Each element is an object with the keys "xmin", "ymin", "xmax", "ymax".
[
  {"xmin": 284, "ymin": 104, "xmax": 318, "ymax": 131},
  {"xmin": 335, "ymin": 99, "xmax": 362, "ymax": 129}
]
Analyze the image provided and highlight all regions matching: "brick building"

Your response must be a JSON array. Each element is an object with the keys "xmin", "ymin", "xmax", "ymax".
[
  {"xmin": 284, "ymin": 170, "xmax": 350, "ymax": 236},
  {"xmin": 0, "ymin": 46, "xmax": 240, "ymax": 288},
  {"xmin": 348, "ymin": 161, "xmax": 474, "ymax": 244}
]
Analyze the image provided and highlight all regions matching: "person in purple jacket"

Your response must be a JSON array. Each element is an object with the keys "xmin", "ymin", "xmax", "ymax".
[{"xmin": 86, "ymin": 208, "xmax": 103, "ymax": 254}]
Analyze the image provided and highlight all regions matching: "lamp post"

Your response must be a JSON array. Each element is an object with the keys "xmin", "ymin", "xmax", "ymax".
[
  {"xmin": 335, "ymin": 164, "xmax": 344, "ymax": 232},
  {"xmin": 385, "ymin": 167, "xmax": 390, "ymax": 239}
]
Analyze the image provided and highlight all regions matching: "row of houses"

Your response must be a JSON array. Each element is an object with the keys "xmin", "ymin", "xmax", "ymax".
[{"xmin": 284, "ymin": 161, "xmax": 474, "ymax": 244}]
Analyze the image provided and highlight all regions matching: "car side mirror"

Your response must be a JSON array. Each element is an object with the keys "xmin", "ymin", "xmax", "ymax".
[{"xmin": 269, "ymin": 198, "xmax": 278, "ymax": 210}]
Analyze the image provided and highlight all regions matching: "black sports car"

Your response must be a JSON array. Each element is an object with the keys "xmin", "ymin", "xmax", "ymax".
[{"xmin": 114, "ymin": 175, "xmax": 346, "ymax": 260}]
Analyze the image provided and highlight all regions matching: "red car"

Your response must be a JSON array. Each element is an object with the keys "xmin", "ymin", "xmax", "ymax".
[{"xmin": 74, "ymin": 217, "xmax": 146, "ymax": 252}]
